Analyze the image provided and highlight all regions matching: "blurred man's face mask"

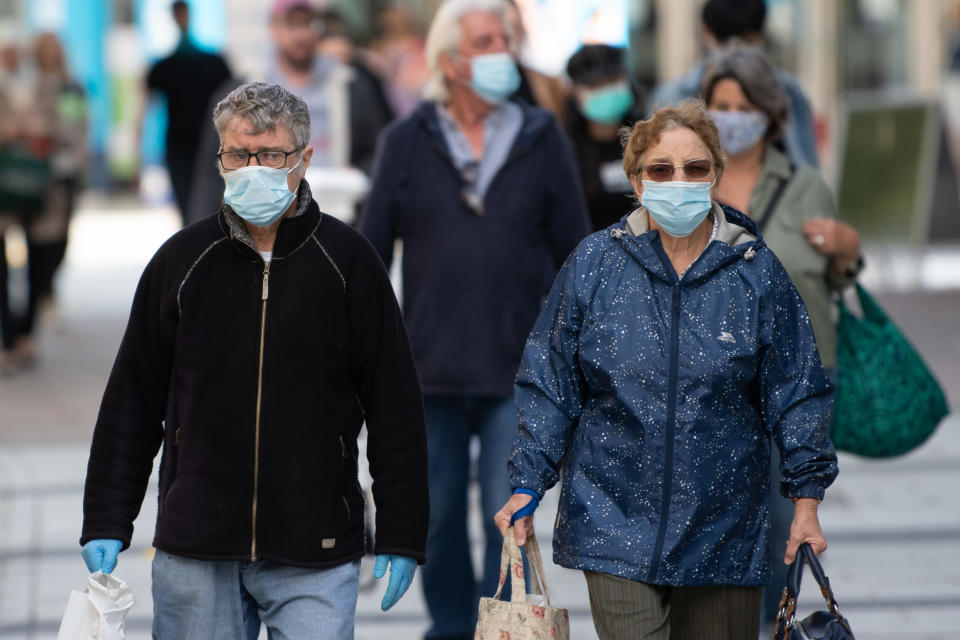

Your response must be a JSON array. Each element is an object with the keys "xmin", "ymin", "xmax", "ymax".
[{"xmin": 452, "ymin": 51, "xmax": 521, "ymax": 104}]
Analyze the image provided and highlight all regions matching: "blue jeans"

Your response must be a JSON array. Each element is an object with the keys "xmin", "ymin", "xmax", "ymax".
[
  {"xmin": 421, "ymin": 394, "xmax": 524, "ymax": 640},
  {"xmin": 151, "ymin": 550, "xmax": 360, "ymax": 639}
]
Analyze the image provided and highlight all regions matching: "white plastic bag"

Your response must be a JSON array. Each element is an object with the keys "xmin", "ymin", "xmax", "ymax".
[{"xmin": 56, "ymin": 571, "xmax": 134, "ymax": 640}]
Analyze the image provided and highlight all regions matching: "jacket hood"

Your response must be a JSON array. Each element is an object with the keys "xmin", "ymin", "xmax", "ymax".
[
  {"xmin": 609, "ymin": 203, "xmax": 764, "ymax": 285},
  {"xmin": 219, "ymin": 179, "xmax": 322, "ymax": 259},
  {"xmin": 412, "ymin": 99, "xmax": 556, "ymax": 161}
]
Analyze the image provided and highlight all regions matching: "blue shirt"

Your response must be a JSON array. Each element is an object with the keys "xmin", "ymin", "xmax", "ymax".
[{"xmin": 435, "ymin": 100, "xmax": 523, "ymax": 210}]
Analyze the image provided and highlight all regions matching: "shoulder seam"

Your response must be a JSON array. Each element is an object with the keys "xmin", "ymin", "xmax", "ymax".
[
  {"xmin": 311, "ymin": 234, "xmax": 347, "ymax": 293},
  {"xmin": 177, "ymin": 238, "xmax": 227, "ymax": 315}
]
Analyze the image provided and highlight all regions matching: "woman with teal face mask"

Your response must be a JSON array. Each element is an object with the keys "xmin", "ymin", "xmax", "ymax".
[
  {"xmin": 497, "ymin": 100, "xmax": 839, "ymax": 640},
  {"xmin": 563, "ymin": 44, "xmax": 646, "ymax": 231}
]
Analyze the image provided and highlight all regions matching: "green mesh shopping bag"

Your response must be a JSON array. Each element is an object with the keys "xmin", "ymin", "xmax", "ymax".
[{"xmin": 832, "ymin": 284, "xmax": 949, "ymax": 458}]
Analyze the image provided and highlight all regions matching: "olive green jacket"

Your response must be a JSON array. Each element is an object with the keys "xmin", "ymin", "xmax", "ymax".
[{"xmin": 748, "ymin": 145, "xmax": 851, "ymax": 368}]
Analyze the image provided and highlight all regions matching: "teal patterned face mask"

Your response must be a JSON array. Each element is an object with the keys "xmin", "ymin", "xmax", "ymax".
[{"xmin": 580, "ymin": 81, "xmax": 634, "ymax": 124}]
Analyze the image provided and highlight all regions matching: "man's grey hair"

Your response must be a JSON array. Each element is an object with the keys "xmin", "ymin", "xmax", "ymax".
[
  {"xmin": 423, "ymin": 0, "xmax": 511, "ymax": 103},
  {"xmin": 700, "ymin": 44, "xmax": 789, "ymax": 142},
  {"xmin": 213, "ymin": 82, "xmax": 311, "ymax": 149}
]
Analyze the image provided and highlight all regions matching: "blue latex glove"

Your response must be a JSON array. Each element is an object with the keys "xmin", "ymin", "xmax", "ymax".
[
  {"xmin": 510, "ymin": 488, "xmax": 539, "ymax": 523},
  {"xmin": 374, "ymin": 554, "xmax": 417, "ymax": 611},
  {"xmin": 81, "ymin": 539, "xmax": 123, "ymax": 573}
]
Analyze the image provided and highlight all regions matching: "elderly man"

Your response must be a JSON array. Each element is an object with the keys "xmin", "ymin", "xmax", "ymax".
[
  {"xmin": 80, "ymin": 82, "xmax": 427, "ymax": 639},
  {"xmin": 360, "ymin": 1, "xmax": 590, "ymax": 637}
]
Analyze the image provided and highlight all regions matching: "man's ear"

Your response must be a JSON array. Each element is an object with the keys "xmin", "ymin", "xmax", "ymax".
[
  {"xmin": 439, "ymin": 50, "xmax": 463, "ymax": 83},
  {"xmin": 301, "ymin": 145, "xmax": 314, "ymax": 169}
]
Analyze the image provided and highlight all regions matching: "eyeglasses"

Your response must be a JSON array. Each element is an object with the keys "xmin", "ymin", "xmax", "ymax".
[
  {"xmin": 217, "ymin": 148, "xmax": 302, "ymax": 171},
  {"xmin": 640, "ymin": 159, "xmax": 713, "ymax": 182}
]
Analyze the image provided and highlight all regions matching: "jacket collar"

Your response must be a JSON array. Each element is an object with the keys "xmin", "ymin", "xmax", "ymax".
[
  {"xmin": 612, "ymin": 203, "xmax": 762, "ymax": 284},
  {"xmin": 413, "ymin": 99, "xmax": 554, "ymax": 164},
  {"xmin": 219, "ymin": 179, "xmax": 322, "ymax": 259}
]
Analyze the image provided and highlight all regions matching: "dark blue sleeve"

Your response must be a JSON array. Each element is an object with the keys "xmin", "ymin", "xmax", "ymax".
[
  {"xmin": 359, "ymin": 124, "xmax": 404, "ymax": 269},
  {"xmin": 757, "ymin": 253, "xmax": 838, "ymax": 500},
  {"xmin": 543, "ymin": 120, "xmax": 591, "ymax": 269},
  {"xmin": 509, "ymin": 243, "xmax": 592, "ymax": 498}
]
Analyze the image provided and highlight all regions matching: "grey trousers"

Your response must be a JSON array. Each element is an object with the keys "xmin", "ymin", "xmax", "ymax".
[{"xmin": 585, "ymin": 571, "xmax": 762, "ymax": 640}]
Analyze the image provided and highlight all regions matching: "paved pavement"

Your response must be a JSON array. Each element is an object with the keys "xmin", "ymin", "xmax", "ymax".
[{"xmin": 1, "ymin": 194, "xmax": 959, "ymax": 639}]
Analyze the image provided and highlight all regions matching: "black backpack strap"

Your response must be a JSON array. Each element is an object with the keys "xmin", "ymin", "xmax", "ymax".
[{"xmin": 755, "ymin": 163, "xmax": 795, "ymax": 233}]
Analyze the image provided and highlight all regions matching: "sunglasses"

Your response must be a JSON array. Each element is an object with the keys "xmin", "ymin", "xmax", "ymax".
[{"xmin": 640, "ymin": 159, "xmax": 713, "ymax": 182}]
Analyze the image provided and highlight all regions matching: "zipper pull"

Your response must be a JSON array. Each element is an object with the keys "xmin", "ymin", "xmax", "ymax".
[
  {"xmin": 261, "ymin": 263, "xmax": 271, "ymax": 300},
  {"xmin": 175, "ymin": 427, "xmax": 180, "ymax": 446}
]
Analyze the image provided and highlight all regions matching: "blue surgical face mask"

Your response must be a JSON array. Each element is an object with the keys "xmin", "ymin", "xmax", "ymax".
[
  {"xmin": 709, "ymin": 109, "xmax": 767, "ymax": 156},
  {"xmin": 641, "ymin": 180, "xmax": 714, "ymax": 238},
  {"xmin": 222, "ymin": 160, "xmax": 301, "ymax": 227},
  {"xmin": 580, "ymin": 81, "xmax": 634, "ymax": 124},
  {"xmin": 467, "ymin": 52, "xmax": 521, "ymax": 104}
]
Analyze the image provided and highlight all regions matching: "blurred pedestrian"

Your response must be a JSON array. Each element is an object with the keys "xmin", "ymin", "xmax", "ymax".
[
  {"xmin": 700, "ymin": 44, "xmax": 862, "ymax": 630},
  {"xmin": 504, "ymin": 0, "xmax": 567, "ymax": 121},
  {"xmin": 26, "ymin": 32, "xmax": 88, "ymax": 329},
  {"xmin": 317, "ymin": 7, "xmax": 395, "ymax": 127},
  {"xmin": 496, "ymin": 100, "xmax": 838, "ymax": 640},
  {"xmin": 142, "ymin": 0, "xmax": 232, "ymax": 225},
  {"xmin": 369, "ymin": 4, "xmax": 430, "ymax": 118},
  {"xmin": 0, "ymin": 33, "xmax": 83, "ymax": 374},
  {"xmin": 267, "ymin": 0, "xmax": 389, "ymax": 174},
  {"xmin": 563, "ymin": 43, "xmax": 646, "ymax": 231},
  {"xmin": 80, "ymin": 82, "xmax": 429, "ymax": 637},
  {"xmin": 360, "ymin": 1, "xmax": 590, "ymax": 636},
  {"xmin": 649, "ymin": 0, "xmax": 819, "ymax": 167}
]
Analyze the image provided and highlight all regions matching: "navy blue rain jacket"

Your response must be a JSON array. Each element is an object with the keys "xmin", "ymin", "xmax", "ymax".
[
  {"xmin": 508, "ymin": 205, "xmax": 838, "ymax": 586},
  {"xmin": 361, "ymin": 101, "xmax": 590, "ymax": 396}
]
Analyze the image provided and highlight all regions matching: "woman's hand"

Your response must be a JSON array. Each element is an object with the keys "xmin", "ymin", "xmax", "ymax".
[
  {"xmin": 802, "ymin": 218, "xmax": 860, "ymax": 261},
  {"xmin": 784, "ymin": 497, "xmax": 826, "ymax": 563},
  {"xmin": 494, "ymin": 493, "xmax": 535, "ymax": 546}
]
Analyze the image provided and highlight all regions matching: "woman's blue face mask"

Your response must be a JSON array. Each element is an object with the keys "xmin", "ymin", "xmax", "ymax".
[{"xmin": 640, "ymin": 179, "xmax": 715, "ymax": 238}]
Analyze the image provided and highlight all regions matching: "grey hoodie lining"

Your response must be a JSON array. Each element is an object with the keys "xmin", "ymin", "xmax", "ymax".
[{"xmin": 624, "ymin": 203, "xmax": 757, "ymax": 247}]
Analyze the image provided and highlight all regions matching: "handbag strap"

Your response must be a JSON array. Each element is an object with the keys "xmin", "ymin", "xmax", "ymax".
[
  {"xmin": 524, "ymin": 530, "xmax": 552, "ymax": 605},
  {"xmin": 774, "ymin": 543, "xmax": 848, "ymax": 639},
  {"xmin": 755, "ymin": 163, "xmax": 795, "ymax": 234},
  {"xmin": 492, "ymin": 527, "xmax": 552, "ymax": 605}
]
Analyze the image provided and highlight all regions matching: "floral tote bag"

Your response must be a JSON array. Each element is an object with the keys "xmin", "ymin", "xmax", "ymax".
[{"xmin": 475, "ymin": 527, "xmax": 570, "ymax": 640}]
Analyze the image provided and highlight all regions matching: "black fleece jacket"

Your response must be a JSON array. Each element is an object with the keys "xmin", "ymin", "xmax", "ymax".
[{"xmin": 81, "ymin": 183, "xmax": 428, "ymax": 567}]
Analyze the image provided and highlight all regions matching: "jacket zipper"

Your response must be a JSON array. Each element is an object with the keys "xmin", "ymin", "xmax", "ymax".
[
  {"xmin": 251, "ymin": 261, "xmax": 271, "ymax": 560},
  {"xmin": 339, "ymin": 436, "xmax": 351, "ymax": 519},
  {"xmin": 649, "ymin": 284, "xmax": 680, "ymax": 581}
]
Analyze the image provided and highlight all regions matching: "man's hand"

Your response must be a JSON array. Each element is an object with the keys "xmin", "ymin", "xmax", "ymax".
[
  {"xmin": 494, "ymin": 492, "xmax": 537, "ymax": 546},
  {"xmin": 784, "ymin": 498, "xmax": 826, "ymax": 564},
  {"xmin": 374, "ymin": 554, "xmax": 416, "ymax": 611},
  {"xmin": 81, "ymin": 539, "xmax": 123, "ymax": 573}
]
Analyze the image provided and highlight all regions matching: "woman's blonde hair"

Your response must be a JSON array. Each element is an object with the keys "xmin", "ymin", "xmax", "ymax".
[{"xmin": 621, "ymin": 100, "xmax": 726, "ymax": 182}]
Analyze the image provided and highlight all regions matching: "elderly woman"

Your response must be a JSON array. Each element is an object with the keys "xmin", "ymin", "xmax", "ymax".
[
  {"xmin": 700, "ymin": 45, "xmax": 861, "ymax": 626},
  {"xmin": 495, "ymin": 101, "xmax": 839, "ymax": 640}
]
